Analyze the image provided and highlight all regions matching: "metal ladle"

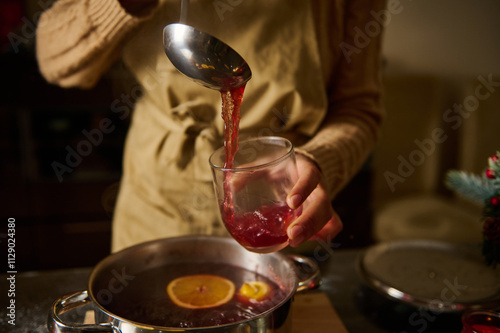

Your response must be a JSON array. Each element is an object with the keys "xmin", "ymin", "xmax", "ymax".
[{"xmin": 162, "ymin": 23, "xmax": 252, "ymax": 90}]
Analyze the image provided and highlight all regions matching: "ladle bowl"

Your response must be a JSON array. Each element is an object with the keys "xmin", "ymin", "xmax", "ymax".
[{"xmin": 163, "ymin": 23, "xmax": 252, "ymax": 90}]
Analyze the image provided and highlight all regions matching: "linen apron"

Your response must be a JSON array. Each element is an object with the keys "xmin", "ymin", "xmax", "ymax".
[{"xmin": 112, "ymin": 0, "xmax": 328, "ymax": 252}]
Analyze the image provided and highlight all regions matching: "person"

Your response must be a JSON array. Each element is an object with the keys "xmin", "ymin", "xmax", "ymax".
[{"xmin": 36, "ymin": 0, "xmax": 386, "ymax": 252}]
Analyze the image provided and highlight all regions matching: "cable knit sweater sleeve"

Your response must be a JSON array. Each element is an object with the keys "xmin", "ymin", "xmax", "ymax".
[
  {"xmin": 36, "ymin": 0, "xmax": 155, "ymax": 88},
  {"xmin": 296, "ymin": 0, "xmax": 386, "ymax": 199}
]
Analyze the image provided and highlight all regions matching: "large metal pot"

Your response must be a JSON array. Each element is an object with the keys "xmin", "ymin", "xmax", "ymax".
[{"xmin": 48, "ymin": 236, "xmax": 320, "ymax": 332}]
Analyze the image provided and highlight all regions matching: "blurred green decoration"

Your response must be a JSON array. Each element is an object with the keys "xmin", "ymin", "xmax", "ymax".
[{"xmin": 445, "ymin": 151, "xmax": 500, "ymax": 267}]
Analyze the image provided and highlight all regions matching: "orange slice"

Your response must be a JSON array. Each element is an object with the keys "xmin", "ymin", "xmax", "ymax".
[
  {"xmin": 167, "ymin": 274, "xmax": 235, "ymax": 309},
  {"xmin": 237, "ymin": 281, "xmax": 271, "ymax": 302}
]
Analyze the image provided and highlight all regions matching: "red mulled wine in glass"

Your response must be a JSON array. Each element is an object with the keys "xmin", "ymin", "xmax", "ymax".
[{"xmin": 210, "ymin": 136, "xmax": 301, "ymax": 253}]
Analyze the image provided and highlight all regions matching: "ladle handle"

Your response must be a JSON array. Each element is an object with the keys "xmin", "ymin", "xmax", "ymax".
[
  {"xmin": 179, "ymin": 0, "xmax": 189, "ymax": 23},
  {"xmin": 287, "ymin": 254, "xmax": 322, "ymax": 292},
  {"xmin": 48, "ymin": 290, "xmax": 112, "ymax": 333}
]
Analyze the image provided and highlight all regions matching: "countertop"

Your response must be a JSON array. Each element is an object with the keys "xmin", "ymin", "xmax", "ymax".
[{"xmin": 0, "ymin": 247, "xmax": 465, "ymax": 332}]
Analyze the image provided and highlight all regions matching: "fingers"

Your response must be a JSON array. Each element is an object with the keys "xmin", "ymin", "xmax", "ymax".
[
  {"xmin": 287, "ymin": 185, "xmax": 342, "ymax": 247},
  {"xmin": 285, "ymin": 154, "xmax": 343, "ymax": 247},
  {"xmin": 286, "ymin": 155, "xmax": 322, "ymax": 209}
]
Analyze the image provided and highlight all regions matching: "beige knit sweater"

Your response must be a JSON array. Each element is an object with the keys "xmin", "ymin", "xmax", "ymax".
[{"xmin": 37, "ymin": 0, "xmax": 385, "ymax": 250}]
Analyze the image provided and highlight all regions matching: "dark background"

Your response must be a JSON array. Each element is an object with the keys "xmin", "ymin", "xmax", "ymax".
[
  {"xmin": 4, "ymin": 0, "xmax": 500, "ymax": 272},
  {"xmin": 0, "ymin": 0, "xmax": 374, "ymax": 271},
  {"xmin": 1, "ymin": 0, "xmax": 131, "ymax": 270}
]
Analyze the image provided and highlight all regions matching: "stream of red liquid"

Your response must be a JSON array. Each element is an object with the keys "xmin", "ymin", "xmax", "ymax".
[
  {"xmin": 219, "ymin": 85, "xmax": 294, "ymax": 251},
  {"xmin": 220, "ymin": 85, "xmax": 245, "ymax": 169},
  {"xmin": 220, "ymin": 85, "xmax": 244, "ymax": 243}
]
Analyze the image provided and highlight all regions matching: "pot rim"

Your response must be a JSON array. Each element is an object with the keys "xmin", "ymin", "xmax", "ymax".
[{"xmin": 87, "ymin": 235, "xmax": 299, "ymax": 330}]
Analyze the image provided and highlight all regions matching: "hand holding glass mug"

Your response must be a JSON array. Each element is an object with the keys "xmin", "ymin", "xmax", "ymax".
[{"xmin": 210, "ymin": 136, "xmax": 301, "ymax": 253}]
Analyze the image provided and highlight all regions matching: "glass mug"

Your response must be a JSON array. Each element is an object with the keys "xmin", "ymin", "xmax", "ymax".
[
  {"xmin": 210, "ymin": 136, "xmax": 301, "ymax": 253},
  {"xmin": 461, "ymin": 310, "xmax": 500, "ymax": 333}
]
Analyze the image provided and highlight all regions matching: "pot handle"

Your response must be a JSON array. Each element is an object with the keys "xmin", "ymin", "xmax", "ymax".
[
  {"xmin": 48, "ymin": 290, "xmax": 113, "ymax": 333},
  {"xmin": 287, "ymin": 254, "xmax": 322, "ymax": 292}
]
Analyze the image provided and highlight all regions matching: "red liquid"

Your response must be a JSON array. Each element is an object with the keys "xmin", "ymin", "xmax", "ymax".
[
  {"xmin": 221, "ymin": 85, "xmax": 245, "ymax": 169},
  {"xmin": 220, "ymin": 84, "xmax": 298, "ymax": 252},
  {"xmin": 99, "ymin": 262, "xmax": 286, "ymax": 328},
  {"xmin": 462, "ymin": 312, "xmax": 500, "ymax": 333},
  {"xmin": 220, "ymin": 85, "xmax": 244, "ymax": 231},
  {"xmin": 468, "ymin": 325, "xmax": 500, "ymax": 333},
  {"xmin": 223, "ymin": 202, "xmax": 300, "ymax": 252}
]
